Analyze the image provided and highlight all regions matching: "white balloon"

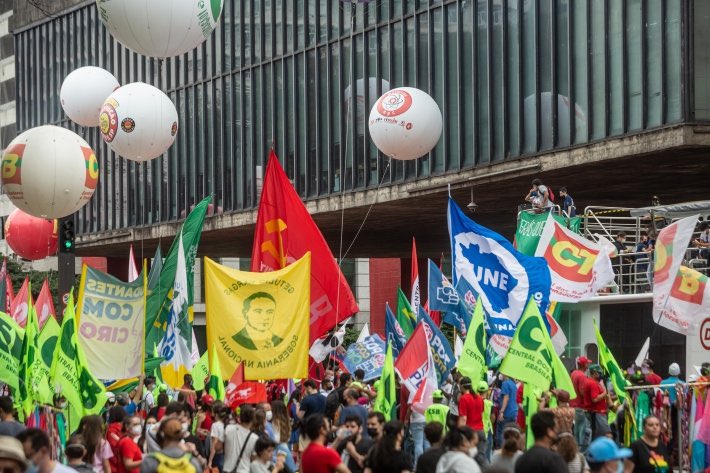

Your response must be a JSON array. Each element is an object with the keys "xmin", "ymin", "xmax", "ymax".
[
  {"xmin": 523, "ymin": 92, "xmax": 588, "ymax": 149},
  {"xmin": 368, "ymin": 87, "xmax": 443, "ymax": 161},
  {"xmin": 100, "ymin": 82, "xmax": 179, "ymax": 162},
  {"xmin": 60, "ymin": 67, "xmax": 120, "ymax": 127},
  {"xmin": 96, "ymin": 0, "xmax": 225, "ymax": 58},
  {"xmin": 1, "ymin": 125, "xmax": 99, "ymax": 219},
  {"xmin": 344, "ymin": 78, "xmax": 390, "ymax": 135}
]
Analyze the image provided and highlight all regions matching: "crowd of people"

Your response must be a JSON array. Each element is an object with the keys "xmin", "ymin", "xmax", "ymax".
[{"xmin": 0, "ymin": 354, "xmax": 701, "ymax": 473}]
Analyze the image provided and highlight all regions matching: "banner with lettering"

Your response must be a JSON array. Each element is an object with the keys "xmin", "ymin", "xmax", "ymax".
[
  {"xmin": 535, "ymin": 213, "xmax": 615, "ymax": 302},
  {"xmin": 515, "ymin": 212, "xmax": 582, "ymax": 256},
  {"xmin": 417, "ymin": 307, "xmax": 456, "ymax": 385},
  {"xmin": 77, "ymin": 265, "xmax": 146, "ymax": 380},
  {"xmin": 204, "ymin": 254, "xmax": 310, "ymax": 380},
  {"xmin": 656, "ymin": 266, "xmax": 710, "ymax": 334},
  {"xmin": 343, "ymin": 334, "xmax": 387, "ymax": 381}
]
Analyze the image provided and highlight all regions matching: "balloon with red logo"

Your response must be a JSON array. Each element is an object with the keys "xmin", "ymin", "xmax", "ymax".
[
  {"xmin": 4, "ymin": 209, "xmax": 58, "ymax": 260},
  {"xmin": 368, "ymin": 87, "xmax": 442, "ymax": 160}
]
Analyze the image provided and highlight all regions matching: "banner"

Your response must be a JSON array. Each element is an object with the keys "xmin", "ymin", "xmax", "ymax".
[
  {"xmin": 373, "ymin": 343, "xmax": 396, "ymax": 421},
  {"xmin": 411, "ymin": 238, "xmax": 421, "ymax": 315},
  {"xmin": 652, "ymin": 215, "xmax": 701, "ymax": 333},
  {"xmin": 418, "ymin": 307, "xmax": 457, "ymax": 385},
  {"xmin": 343, "ymin": 334, "xmax": 386, "ymax": 381},
  {"xmin": 205, "ymin": 254, "xmax": 311, "ymax": 380},
  {"xmin": 457, "ymin": 298, "xmax": 487, "ymax": 383},
  {"xmin": 252, "ymin": 151, "xmax": 358, "ymax": 343},
  {"xmin": 535, "ymin": 213, "xmax": 615, "ymax": 302},
  {"xmin": 226, "ymin": 381, "xmax": 267, "ymax": 407},
  {"xmin": 207, "ymin": 345, "xmax": 225, "ymax": 401},
  {"xmin": 515, "ymin": 211, "xmax": 582, "ymax": 256},
  {"xmin": 36, "ymin": 315, "xmax": 60, "ymax": 405},
  {"xmin": 309, "ymin": 325, "xmax": 346, "ymax": 363},
  {"xmin": 0, "ymin": 312, "xmax": 24, "ymax": 395},
  {"xmin": 396, "ymin": 288, "xmax": 417, "ymax": 337},
  {"xmin": 449, "ymin": 198, "xmax": 551, "ymax": 338},
  {"xmin": 77, "ymin": 264, "xmax": 146, "ymax": 380},
  {"xmin": 35, "ymin": 280, "xmax": 56, "ymax": 330},
  {"xmin": 499, "ymin": 299, "xmax": 574, "ymax": 393},
  {"xmin": 385, "ymin": 303, "xmax": 407, "ymax": 358},
  {"xmin": 428, "ymin": 259, "xmax": 472, "ymax": 338},
  {"xmin": 394, "ymin": 323, "xmax": 430, "ymax": 396},
  {"xmin": 655, "ymin": 266, "xmax": 710, "ymax": 334},
  {"xmin": 18, "ymin": 294, "xmax": 51, "ymax": 416},
  {"xmin": 50, "ymin": 294, "xmax": 107, "ymax": 433}
]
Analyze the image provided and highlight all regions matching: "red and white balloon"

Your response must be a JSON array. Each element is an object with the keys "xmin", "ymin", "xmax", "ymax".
[{"xmin": 4, "ymin": 209, "xmax": 58, "ymax": 260}]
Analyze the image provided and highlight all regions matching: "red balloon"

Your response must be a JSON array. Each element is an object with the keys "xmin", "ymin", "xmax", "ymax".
[{"xmin": 4, "ymin": 209, "xmax": 58, "ymax": 260}]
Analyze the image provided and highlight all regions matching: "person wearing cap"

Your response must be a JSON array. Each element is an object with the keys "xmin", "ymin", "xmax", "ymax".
[
  {"xmin": 513, "ymin": 411, "xmax": 567, "ymax": 473},
  {"xmin": 0, "ymin": 436, "xmax": 27, "ymax": 473},
  {"xmin": 661, "ymin": 362, "xmax": 683, "ymax": 464},
  {"xmin": 457, "ymin": 377, "xmax": 486, "ymax": 458},
  {"xmin": 584, "ymin": 437, "xmax": 632, "ymax": 473},
  {"xmin": 642, "ymin": 359, "xmax": 663, "ymax": 386},
  {"xmin": 626, "ymin": 415, "xmax": 670, "ymax": 473},
  {"xmin": 18, "ymin": 428, "xmax": 75, "ymax": 473},
  {"xmin": 425, "ymin": 391, "xmax": 450, "ymax": 434},
  {"xmin": 571, "ymin": 356, "xmax": 592, "ymax": 451},
  {"xmin": 476, "ymin": 381, "xmax": 494, "ymax": 461},
  {"xmin": 583, "ymin": 365, "xmax": 610, "ymax": 440}
]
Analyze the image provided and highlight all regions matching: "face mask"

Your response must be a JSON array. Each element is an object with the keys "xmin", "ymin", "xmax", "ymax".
[
  {"xmin": 265, "ymin": 411, "xmax": 272, "ymax": 422},
  {"xmin": 58, "ymin": 402, "xmax": 67, "ymax": 409},
  {"xmin": 131, "ymin": 425, "xmax": 142, "ymax": 436},
  {"xmin": 182, "ymin": 422, "xmax": 190, "ymax": 434},
  {"xmin": 468, "ymin": 447, "xmax": 478, "ymax": 459},
  {"xmin": 366, "ymin": 428, "xmax": 378, "ymax": 438},
  {"xmin": 616, "ymin": 460, "xmax": 624, "ymax": 473},
  {"xmin": 27, "ymin": 460, "xmax": 39, "ymax": 473}
]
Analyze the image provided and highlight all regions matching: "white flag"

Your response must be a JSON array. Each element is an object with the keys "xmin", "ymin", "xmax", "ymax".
[
  {"xmin": 356, "ymin": 323, "xmax": 370, "ymax": 343},
  {"xmin": 128, "ymin": 244, "xmax": 140, "ymax": 282},
  {"xmin": 309, "ymin": 325, "xmax": 346, "ymax": 363}
]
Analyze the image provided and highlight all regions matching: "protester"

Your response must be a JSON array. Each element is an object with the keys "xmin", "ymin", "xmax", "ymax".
[
  {"xmin": 106, "ymin": 406, "xmax": 127, "ymax": 473},
  {"xmin": 249, "ymin": 437, "xmax": 284, "ymax": 473},
  {"xmin": 300, "ymin": 414, "xmax": 350, "ymax": 473},
  {"xmin": 415, "ymin": 422, "xmax": 444, "ymax": 473},
  {"xmin": 0, "ymin": 397, "xmax": 25, "ymax": 437},
  {"xmin": 145, "ymin": 402, "xmax": 191, "ymax": 453},
  {"xmin": 269, "ymin": 401, "xmax": 295, "ymax": 473},
  {"xmin": 585, "ymin": 437, "xmax": 632, "ymax": 473},
  {"xmin": 79, "ymin": 415, "xmax": 112, "ymax": 473},
  {"xmin": 365, "ymin": 413, "xmax": 384, "ymax": 441},
  {"xmin": 548, "ymin": 390, "xmax": 574, "ymax": 434},
  {"xmin": 524, "ymin": 179, "xmax": 553, "ymax": 210},
  {"xmin": 445, "ymin": 371, "xmax": 462, "ymax": 430},
  {"xmin": 298, "ymin": 380, "xmax": 326, "ymax": 423},
  {"xmin": 457, "ymin": 377, "xmax": 483, "ymax": 432},
  {"xmin": 148, "ymin": 394, "xmax": 170, "ymax": 422},
  {"xmin": 208, "ymin": 406, "xmax": 227, "ymax": 473},
  {"xmin": 559, "ymin": 187, "xmax": 576, "ymax": 217},
  {"xmin": 320, "ymin": 377, "xmax": 335, "ymax": 397},
  {"xmin": 513, "ymin": 411, "xmax": 567, "ymax": 473},
  {"xmin": 555, "ymin": 432, "xmax": 588, "ymax": 473},
  {"xmin": 179, "ymin": 375, "xmax": 197, "ymax": 411},
  {"xmin": 434, "ymin": 426, "xmax": 480, "ymax": 473},
  {"xmin": 363, "ymin": 421, "xmax": 412, "ymax": 473},
  {"xmin": 115, "ymin": 417, "xmax": 143, "ymax": 473},
  {"xmin": 0, "ymin": 435, "xmax": 26, "ymax": 473},
  {"xmin": 325, "ymin": 374, "xmax": 351, "ymax": 423},
  {"xmin": 141, "ymin": 377, "xmax": 157, "ymax": 412},
  {"xmin": 495, "ymin": 375, "xmax": 518, "ymax": 449},
  {"xmin": 333, "ymin": 415, "xmax": 375, "ymax": 473},
  {"xmin": 661, "ymin": 362, "xmax": 682, "ymax": 465},
  {"xmin": 642, "ymin": 359, "xmax": 663, "ymax": 386},
  {"xmin": 65, "ymin": 434, "xmax": 93, "ymax": 473},
  {"xmin": 224, "ymin": 406, "xmax": 258, "ymax": 473},
  {"xmin": 570, "ymin": 356, "xmax": 591, "ymax": 451},
  {"xmin": 337, "ymin": 389, "xmax": 368, "ymax": 432},
  {"xmin": 425, "ymin": 391, "xmax": 449, "ymax": 433},
  {"xmin": 140, "ymin": 418, "xmax": 203, "ymax": 473},
  {"xmin": 408, "ymin": 403, "xmax": 427, "ymax": 465},
  {"xmin": 489, "ymin": 426, "xmax": 522, "ymax": 473},
  {"xmin": 18, "ymin": 428, "xmax": 75, "ymax": 473},
  {"xmin": 140, "ymin": 416, "xmax": 158, "ymax": 454},
  {"xmin": 626, "ymin": 415, "xmax": 670, "ymax": 473},
  {"xmin": 583, "ymin": 365, "xmax": 610, "ymax": 440}
]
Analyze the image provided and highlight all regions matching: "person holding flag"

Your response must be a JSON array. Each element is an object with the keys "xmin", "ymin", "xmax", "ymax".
[
  {"xmin": 584, "ymin": 365, "xmax": 611, "ymax": 440},
  {"xmin": 457, "ymin": 377, "xmax": 485, "ymax": 455}
]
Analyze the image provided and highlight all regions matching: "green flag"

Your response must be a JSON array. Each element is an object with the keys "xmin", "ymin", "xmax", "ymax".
[
  {"xmin": 18, "ymin": 291, "xmax": 52, "ymax": 416},
  {"xmin": 373, "ymin": 343, "xmax": 396, "ymax": 421},
  {"xmin": 515, "ymin": 212, "xmax": 582, "ymax": 256},
  {"xmin": 593, "ymin": 321, "xmax": 632, "ymax": 404},
  {"xmin": 50, "ymin": 293, "xmax": 107, "ymax": 433},
  {"xmin": 146, "ymin": 196, "xmax": 211, "ymax": 355},
  {"xmin": 207, "ymin": 345, "xmax": 225, "ymax": 401},
  {"xmin": 457, "ymin": 297, "xmax": 487, "ymax": 382},
  {"xmin": 191, "ymin": 352, "xmax": 209, "ymax": 391},
  {"xmin": 396, "ymin": 287, "xmax": 416, "ymax": 337},
  {"xmin": 147, "ymin": 246, "xmax": 164, "ymax": 291},
  {"xmin": 36, "ymin": 315, "xmax": 60, "ymax": 405},
  {"xmin": 499, "ymin": 299, "xmax": 574, "ymax": 393},
  {"xmin": 524, "ymin": 385, "xmax": 542, "ymax": 449},
  {"xmin": 0, "ymin": 312, "xmax": 24, "ymax": 395}
]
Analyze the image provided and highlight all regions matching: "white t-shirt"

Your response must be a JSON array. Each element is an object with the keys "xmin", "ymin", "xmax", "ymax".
[
  {"xmin": 534, "ymin": 185, "xmax": 553, "ymax": 208},
  {"xmin": 224, "ymin": 424, "xmax": 258, "ymax": 473},
  {"xmin": 211, "ymin": 421, "xmax": 225, "ymax": 442}
]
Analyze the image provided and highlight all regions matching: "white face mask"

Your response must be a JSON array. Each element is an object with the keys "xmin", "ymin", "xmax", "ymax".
[
  {"xmin": 131, "ymin": 425, "xmax": 142, "ymax": 436},
  {"xmin": 58, "ymin": 402, "xmax": 67, "ymax": 409},
  {"xmin": 469, "ymin": 447, "xmax": 478, "ymax": 459},
  {"xmin": 182, "ymin": 422, "xmax": 190, "ymax": 434},
  {"xmin": 616, "ymin": 460, "xmax": 624, "ymax": 473},
  {"xmin": 265, "ymin": 411, "xmax": 273, "ymax": 422}
]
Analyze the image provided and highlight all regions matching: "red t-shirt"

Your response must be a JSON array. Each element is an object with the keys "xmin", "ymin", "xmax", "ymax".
[
  {"xmin": 584, "ymin": 378, "xmax": 607, "ymax": 413},
  {"xmin": 199, "ymin": 412, "xmax": 214, "ymax": 439},
  {"xmin": 570, "ymin": 370, "xmax": 587, "ymax": 409},
  {"xmin": 116, "ymin": 437, "xmax": 142, "ymax": 473},
  {"xmin": 645, "ymin": 373, "xmax": 663, "ymax": 386},
  {"xmin": 301, "ymin": 442, "xmax": 342, "ymax": 473},
  {"xmin": 458, "ymin": 392, "xmax": 484, "ymax": 430}
]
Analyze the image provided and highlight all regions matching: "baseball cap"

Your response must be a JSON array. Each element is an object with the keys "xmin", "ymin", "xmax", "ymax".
[
  {"xmin": 0, "ymin": 436, "xmax": 27, "ymax": 468},
  {"xmin": 476, "ymin": 381, "xmax": 489, "ymax": 393},
  {"xmin": 576, "ymin": 356, "xmax": 592, "ymax": 367},
  {"xmin": 106, "ymin": 392, "xmax": 116, "ymax": 402},
  {"xmin": 201, "ymin": 394, "xmax": 214, "ymax": 406},
  {"xmin": 585, "ymin": 437, "xmax": 632, "ymax": 463},
  {"xmin": 432, "ymin": 390, "xmax": 444, "ymax": 399},
  {"xmin": 669, "ymin": 363, "xmax": 681, "ymax": 376},
  {"xmin": 589, "ymin": 364, "xmax": 603, "ymax": 374}
]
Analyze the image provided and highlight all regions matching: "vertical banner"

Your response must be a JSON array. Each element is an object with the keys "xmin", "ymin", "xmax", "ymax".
[{"xmin": 77, "ymin": 265, "xmax": 146, "ymax": 380}]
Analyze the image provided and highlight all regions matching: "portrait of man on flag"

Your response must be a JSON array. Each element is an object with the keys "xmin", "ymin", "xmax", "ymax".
[{"xmin": 232, "ymin": 291, "xmax": 283, "ymax": 350}]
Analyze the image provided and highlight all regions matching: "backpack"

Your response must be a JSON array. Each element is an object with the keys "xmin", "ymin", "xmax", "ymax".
[
  {"xmin": 149, "ymin": 452, "xmax": 197, "ymax": 473},
  {"xmin": 547, "ymin": 186, "xmax": 555, "ymax": 202}
]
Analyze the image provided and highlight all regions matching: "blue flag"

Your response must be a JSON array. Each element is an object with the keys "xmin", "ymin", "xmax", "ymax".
[
  {"xmin": 385, "ymin": 303, "xmax": 407, "ymax": 358},
  {"xmin": 448, "ymin": 198, "xmax": 551, "ymax": 337},
  {"xmin": 417, "ymin": 307, "xmax": 456, "ymax": 384},
  {"xmin": 428, "ymin": 259, "xmax": 473, "ymax": 338}
]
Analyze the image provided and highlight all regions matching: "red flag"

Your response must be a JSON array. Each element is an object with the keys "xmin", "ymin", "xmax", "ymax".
[
  {"xmin": 5, "ymin": 272, "xmax": 14, "ymax": 314},
  {"xmin": 394, "ymin": 323, "xmax": 429, "ymax": 396},
  {"xmin": 252, "ymin": 150, "xmax": 359, "ymax": 343},
  {"xmin": 231, "ymin": 362, "xmax": 245, "ymax": 387},
  {"xmin": 35, "ymin": 279, "xmax": 56, "ymax": 330},
  {"xmin": 226, "ymin": 382, "xmax": 267, "ymax": 407},
  {"xmin": 10, "ymin": 277, "xmax": 31, "ymax": 328}
]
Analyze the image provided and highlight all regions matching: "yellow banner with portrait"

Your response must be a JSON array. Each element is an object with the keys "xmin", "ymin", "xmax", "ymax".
[{"xmin": 205, "ymin": 254, "xmax": 310, "ymax": 380}]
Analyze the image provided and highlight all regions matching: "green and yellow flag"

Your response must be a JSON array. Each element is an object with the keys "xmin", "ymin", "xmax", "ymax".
[
  {"xmin": 205, "ymin": 254, "xmax": 311, "ymax": 380},
  {"xmin": 499, "ymin": 299, "xmax": 574, "ymax": 395},
  {"xmin": 18, "ymin": 292, "xmax": 52, "ymax": 416},
  {"xmin": 0, "ymin": 312, "xmax": 24, "ymax": 396},
  {"xmin": 457, "ymin": 297, "xmax": 487, "ymax": 382},
  {"xmin": 207, "ymin": 345, "xmax": 225, "ymax": 401},
  {"xmin": 594, "ymin": 321, "xmax": 632, "ymax": 405},
  {"xmin": 50, "ymin": 293, "xmax": 107, "ymax": 433},
  {"xmin": 191, "ymin": 352, "xmax": 210, "ymax": 391},
  {"xmin": 373, "ymin": 343, "xmax": 396, "ymax": 421},
  {"xmin": 396, "ymin": 287, "xmax": 416, "ymax": 337}
]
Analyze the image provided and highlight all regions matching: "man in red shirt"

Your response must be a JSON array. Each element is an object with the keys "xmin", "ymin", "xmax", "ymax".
[
  {"xmin": 642, "ymin": 359, "xmax": 663, "ymax": 386},
  {"xmin": 584, "ymin": 365, "xmax": 610, "ymax": 441},
  {"xmin": 300, "ymin": 413, "xmax": 351, "ymax": 473},
  {"xmin": 571, "ymin": 356, "xmax": 591, "ymax": 451},
  {"xmin": 457, "ymin": 376, "xmax": 487, "ymax": 458}
]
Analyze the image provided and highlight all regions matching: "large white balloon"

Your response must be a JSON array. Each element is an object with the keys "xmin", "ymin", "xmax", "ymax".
[
  {"xmin": 368, "ymin": 87, "xmax": 443, "ymax": 161},
  {"xmin": 96, "ymin": 0, "xmax": 225, "ymax": 58},
  {"xmin": 60, "ymin": 67, "xmax": 120, "ymax": 127},
  {"xmin": 1, "ymin": 125, "xmax": 99, "ymax": 219},
  {"xmin": 100, "ymin": 82, "xmax": 179, "ymax": 162}
]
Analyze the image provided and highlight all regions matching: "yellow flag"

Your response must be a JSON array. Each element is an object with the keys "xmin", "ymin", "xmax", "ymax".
[{"xmin": 205, "ymin": 254, "xmax": 310, "ymax": 380}]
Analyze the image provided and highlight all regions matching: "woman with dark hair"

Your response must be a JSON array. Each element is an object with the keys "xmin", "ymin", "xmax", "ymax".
[
  {"xmin": 208, "ymin": 407, "xmax": 228, "ymax": 473},
  {"xmin": 435, "ymin": 426, "xmax": 481, "ymax": 473},
  {"xmin": 81, "ymin": 415, "xmax": 113, "ymax": 473},
  {"xmin": 107, "ymin": 406, "xmax": 127, "ymax": 473},
  {"xmin": 363, "ymin": 420, "xmax": 413, "ymax": 473},
  {"xmin": 249, "ymin": 437, "xmax": 284, "ymax": 473},
  {"xmin": 253, "ymin": 409, "xmax": 268, "ymax": 436},
  {"xmin": 489, "ymin": 426, "xmax": 522, "ymax": 473},
  {"xmin": 270, "ymin": 400, "xmax": 296, "ymax": 473},
  {"xmin": 115, "ymin": 416, "xmax": 143, "ymax": 473},
  {"xmin": 625, "ymin": 415, "xmax": 671, "ymax": 473},
  {"xmin": 554, "ymin": 433, "xmax": 588, "ymax": 473},
  {"xmin": 66, "ymin": 434, "xmax": 95, "ymax": 473}
]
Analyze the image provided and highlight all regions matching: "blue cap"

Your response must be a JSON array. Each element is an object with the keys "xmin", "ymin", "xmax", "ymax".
[{"xmin": 585, "ymin": 438, "xmax": 633, "ymax": 463}]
